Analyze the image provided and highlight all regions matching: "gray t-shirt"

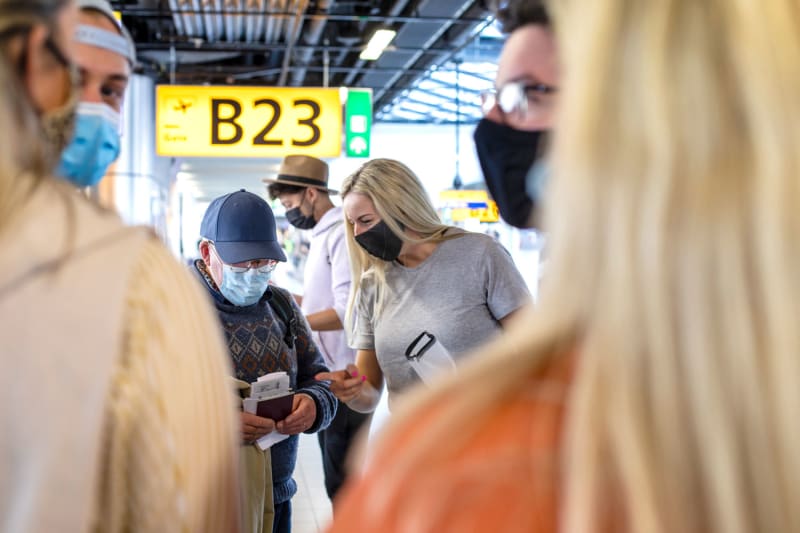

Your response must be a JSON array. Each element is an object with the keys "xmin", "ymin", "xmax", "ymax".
[{"xmin": 353, "ymin": 229, "xmax": 530, "ymax": 410}]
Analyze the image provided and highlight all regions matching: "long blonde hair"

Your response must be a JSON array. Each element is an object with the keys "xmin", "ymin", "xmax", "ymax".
[
  {"xmin": 372, "ymin": 1, "xmax": 800, "ymax": 532},
  {"xmin": 0, "ymin": 0, "xmax": 72, "ymax": 230},
  {"xmin": 341, "ymin": 158, "xmax": 453, "ymax": 333}
]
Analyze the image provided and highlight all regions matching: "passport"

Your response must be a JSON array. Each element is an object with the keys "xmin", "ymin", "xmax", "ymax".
[
  {"xmin": 244, "ymin": 392, "xmax": 295, "ymax": 421},
  {"xmin": 243, "ymin": 371, "xmax": 295, "ymax": 421}
]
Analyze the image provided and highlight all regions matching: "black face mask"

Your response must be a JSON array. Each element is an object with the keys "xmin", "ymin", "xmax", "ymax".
[
  {"xmin": 285, "ymin": 191, "xmax": 316, "ymax": 229},
  {"xmin": 355, "ymin": 221, "xmax": 403, "ymax": 262},
  {"xmin": 285, "ymin": 207, "xmax": 316, "ymax": 230},
  {"xmin": 473, "ymin": 118, "xmax": 549, "ymax": 229}
]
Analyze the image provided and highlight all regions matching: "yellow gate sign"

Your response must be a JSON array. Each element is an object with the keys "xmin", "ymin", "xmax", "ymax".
[
  {"xmin": 439, "ymin": 189, "xmax": 499, "ymax": 223},
  {"xmin": 156, "ymin": 85, "xmax": 342, "ymax": 157}
]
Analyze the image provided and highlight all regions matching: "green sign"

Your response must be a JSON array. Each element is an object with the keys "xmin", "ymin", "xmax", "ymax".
[{"xmin": 344, "ymin": 89, "xmax": 372, "ymax": 157}]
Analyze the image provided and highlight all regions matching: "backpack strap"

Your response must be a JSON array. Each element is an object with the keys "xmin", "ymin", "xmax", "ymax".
[{"xmin": 268, "ymin": 287, "xmax": 298, "ymax": 349}]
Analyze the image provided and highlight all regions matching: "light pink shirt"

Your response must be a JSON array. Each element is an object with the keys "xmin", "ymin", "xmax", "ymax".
[{"xmin": 302, "ymin": 206, "xmax": 355, "ymax": 370}]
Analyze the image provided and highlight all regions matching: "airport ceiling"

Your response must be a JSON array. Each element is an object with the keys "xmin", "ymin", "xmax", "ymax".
[{"xmin": 111, "ymin": 0, "xmax": 504, "ymax": 124}]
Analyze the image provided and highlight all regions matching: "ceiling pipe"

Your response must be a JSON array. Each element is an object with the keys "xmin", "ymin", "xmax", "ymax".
[
  {"xmin": 114, "ymin": 7, "xmax": 487, "ymax": 24},
  {"xmin": 255, "ymin": 0, "xmax": 268, "ymax": 41},
  {"xmin": 244, "ymin": 0, "xmax": 265, "ymax": 41},
  {"xmin": 279, "ymin": 0, "xmax": 296, "ymax": 43},
  {"xmin": 273, "ymin": 0, "xmax": 290, "ymax": 43},
  {"xmin": 264, "ymin": 0, "xmax": 277, "ymax": 43},
  {"xmin": 244, "ymin": 0, "xmax": 255, "ymax": 41},
  {"xmin": 201, "ymin": 0, "xmax": 218, "ymax": 42},
  {"xmin": 176, "ymin": 0, "xmax": 198, "ymax": 37},
  {"xmin": 322, "ymin": 40, "xmax": 330, "ymax": 86},
  {"xmin": 223, "ymin": 0, "xmax": 237, "ymax": 41},
  {"xmin": 289, "ymin": 0, "xmax": 333, "ymax": 86},
  {"xmin": 342, "ymin": 0, "xmax": 411, "ymax": 86},
  {"xmin": 167, "ymin": 0, "xmax": 185, "ymax": 35},
  {"xmin": 333, "ymin": 38, "xmax": 352, "ymax": 65},
  {"xmin": 277, "ymin": 0, "xmax": 309, "ymax": 85},
  {"xmin": 234, "ymin": 0, "xmax": 245, "ymax": 41},
  {"xmin": 189, "ymin": 0, "xmax": 204, "ymax": 37},
  {"xmin": 135, "ymin": 41, "xmax": 486, "ymax": 54}
]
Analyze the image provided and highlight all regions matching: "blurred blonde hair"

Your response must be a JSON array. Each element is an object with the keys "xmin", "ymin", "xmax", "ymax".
[
  {"xmin": 340, "ymin": 158, "xmax": 453, "ymax": 334},
  {"xmin": 0, "ymin": 0, "xmax": 72, "ymax": 229},
  {"xmin": 370, "ymin": 1, "xmax": 800, "ymax": 532}
]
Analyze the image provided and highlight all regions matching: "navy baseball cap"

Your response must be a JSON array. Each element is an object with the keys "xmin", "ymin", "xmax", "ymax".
[{"xmin": 200, "ymin": 190, "xmax": 287, "ymax": 264}]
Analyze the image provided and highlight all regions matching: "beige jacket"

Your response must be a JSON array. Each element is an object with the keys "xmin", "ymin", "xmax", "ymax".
[
  {"xmin": 235, "ymin": 378, "xmax": 275, "ymax": 533},
  {"xmin": 0, "ymin": 181, "xmax": 241, "ymax": 533}
]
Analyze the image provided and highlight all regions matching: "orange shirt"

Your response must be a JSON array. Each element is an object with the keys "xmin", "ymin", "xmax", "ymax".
[{"xmin": 327, "ymin": 354, "xmax": 574, "ymax": 533}]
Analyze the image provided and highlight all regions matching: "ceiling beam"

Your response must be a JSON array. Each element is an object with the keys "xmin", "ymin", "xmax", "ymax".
[
  {"xmin": 116, "ymin": 8, "xmax": 486, "ymax": 25},
  {"xmin": 278, "ymin": 0, "xmax": 309, "ymax": 85}
]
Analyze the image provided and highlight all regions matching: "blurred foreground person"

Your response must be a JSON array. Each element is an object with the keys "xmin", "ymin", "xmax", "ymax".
[
  {"xmin": 0, "ymin": 1, "xmax": 241, "ymax": 532},
  {"xmin": 328, "ymin": 0, "xmax": 800, "ymax": 532}
]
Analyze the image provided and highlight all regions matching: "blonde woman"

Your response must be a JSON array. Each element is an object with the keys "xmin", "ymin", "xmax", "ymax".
[
  {"xmin": 316, "ymin": 158, "xmax": 530, "ymax": 414},
  {"xmin": 327, "ymin": 0, "xmax": 800, "ymax": 532},
  {"xmin": 0, "ymin": 1, "xmax": 240, "ymax": 531}
]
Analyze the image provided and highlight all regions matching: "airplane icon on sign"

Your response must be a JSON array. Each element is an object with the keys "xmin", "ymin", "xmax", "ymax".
[{"xmin": 173, "ymin": 99, "xmax": 193, "ymax": 113}]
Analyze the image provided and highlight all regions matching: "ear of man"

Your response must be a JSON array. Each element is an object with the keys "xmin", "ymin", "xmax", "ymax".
[{"xmin": 199, "ymin": 240, "xmax": 212, "ymax": 264}]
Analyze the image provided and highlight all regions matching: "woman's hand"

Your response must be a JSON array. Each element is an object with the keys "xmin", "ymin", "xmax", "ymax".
[
  {"xmin": 315, "ymin": 363, "xmax": 367, "ymax": 403},
  {"xmin": 276, "ymin": 393, "xmax": 317, "ymax": 435},
  {"xmin": 241, "ymin": 411, "xmax": 275, "ymax": 444}
]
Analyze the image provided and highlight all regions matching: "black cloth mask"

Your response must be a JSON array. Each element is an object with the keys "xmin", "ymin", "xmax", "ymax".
[
  {"xmin": 285, "ymin": 191, "xmax": 316, "ymax": 229},
  {"xmin": 473, "ymin": 118, "xmax": 549, "ymax": 229},
  {"xmin": 355, "ymin": 221, "xmax": 403, "ymax": 261},
  {"xmin": 285, "ymin": 206, "xmax": 316, "ymax": 230}
]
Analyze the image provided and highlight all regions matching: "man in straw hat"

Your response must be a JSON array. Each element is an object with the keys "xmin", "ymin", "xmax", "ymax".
[{"xmin": 265, "ymin": 155, "xmax": 372, "ymax": 502}]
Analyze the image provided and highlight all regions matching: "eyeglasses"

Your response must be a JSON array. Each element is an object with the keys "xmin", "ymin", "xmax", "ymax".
[
  {"xmin": 481, "ymin": 80, "xmax": 558, "ymax": 124},
  {"xmin": 210, "ymin": 243, "xmax": 278, "ymax": 273},
  {"xmin": 226, "ymin": 260, "xmax": 278, "ymax": 274}
]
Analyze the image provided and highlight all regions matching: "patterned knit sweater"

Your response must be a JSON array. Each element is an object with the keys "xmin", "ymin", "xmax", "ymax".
[{"xmin": 194, "ymin": 260, "xmax": 337, "ymax": 504}]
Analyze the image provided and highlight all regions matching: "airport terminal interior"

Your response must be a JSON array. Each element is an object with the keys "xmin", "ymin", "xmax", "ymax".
[
  {"xmin": 7, "ymin": 0, "xmax": 799, "ymax": 532},
  {"xmin": 105, "ymin": 2, "xmax": 538, "ymax": 532},
  {"xmin": 105, "ymin": 0, "xmax": 543, "ymax": 293}
]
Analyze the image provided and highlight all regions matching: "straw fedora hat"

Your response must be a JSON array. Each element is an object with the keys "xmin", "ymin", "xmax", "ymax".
[{"xmin": 262, "ymin": 155, "xmax": 338, "ymax": 194}]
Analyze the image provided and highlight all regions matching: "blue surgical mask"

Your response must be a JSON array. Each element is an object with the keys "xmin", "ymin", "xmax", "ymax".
[
  {"xmin": 57, "ymin": 102, "xmax": 122, "ymax": 187},
  {"xmin": 218, "ymin": 265, "xmax": 272, "ymax": 307}
]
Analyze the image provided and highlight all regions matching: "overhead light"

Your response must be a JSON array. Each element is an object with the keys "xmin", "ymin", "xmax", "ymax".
[{"xmin": 359, "ymin": 29, "xmax": 397, "ymax": 61}]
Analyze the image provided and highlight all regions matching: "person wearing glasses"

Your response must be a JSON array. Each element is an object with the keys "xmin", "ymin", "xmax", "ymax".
[
  {"xmin": 0, "ymin": 1, "xmax": 241, "ymax": 531},
  {"xmin": 195, "ymin": 189, "xmax": 337, "ymax": 533},
  {"xmin": 474, "ymin": 0, "xmax": 558, "ymax": 229}
]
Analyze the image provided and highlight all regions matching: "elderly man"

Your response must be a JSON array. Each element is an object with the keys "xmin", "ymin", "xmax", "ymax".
[
  {"xmin": 194, "ymin": 189, "xmax": 337, "ymax": 533},
  {"xmin": 473, "ymin": 0, "xmax": 558, "ymax": 228},
  {"xmin": 57, "ymin": 0, "xmax": 136, "ymax": 187}
]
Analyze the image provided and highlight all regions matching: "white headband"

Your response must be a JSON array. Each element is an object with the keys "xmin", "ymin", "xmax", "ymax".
[{"xmin": 75, "ymin": 24, "xmax": 136, "ymax": 65}]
